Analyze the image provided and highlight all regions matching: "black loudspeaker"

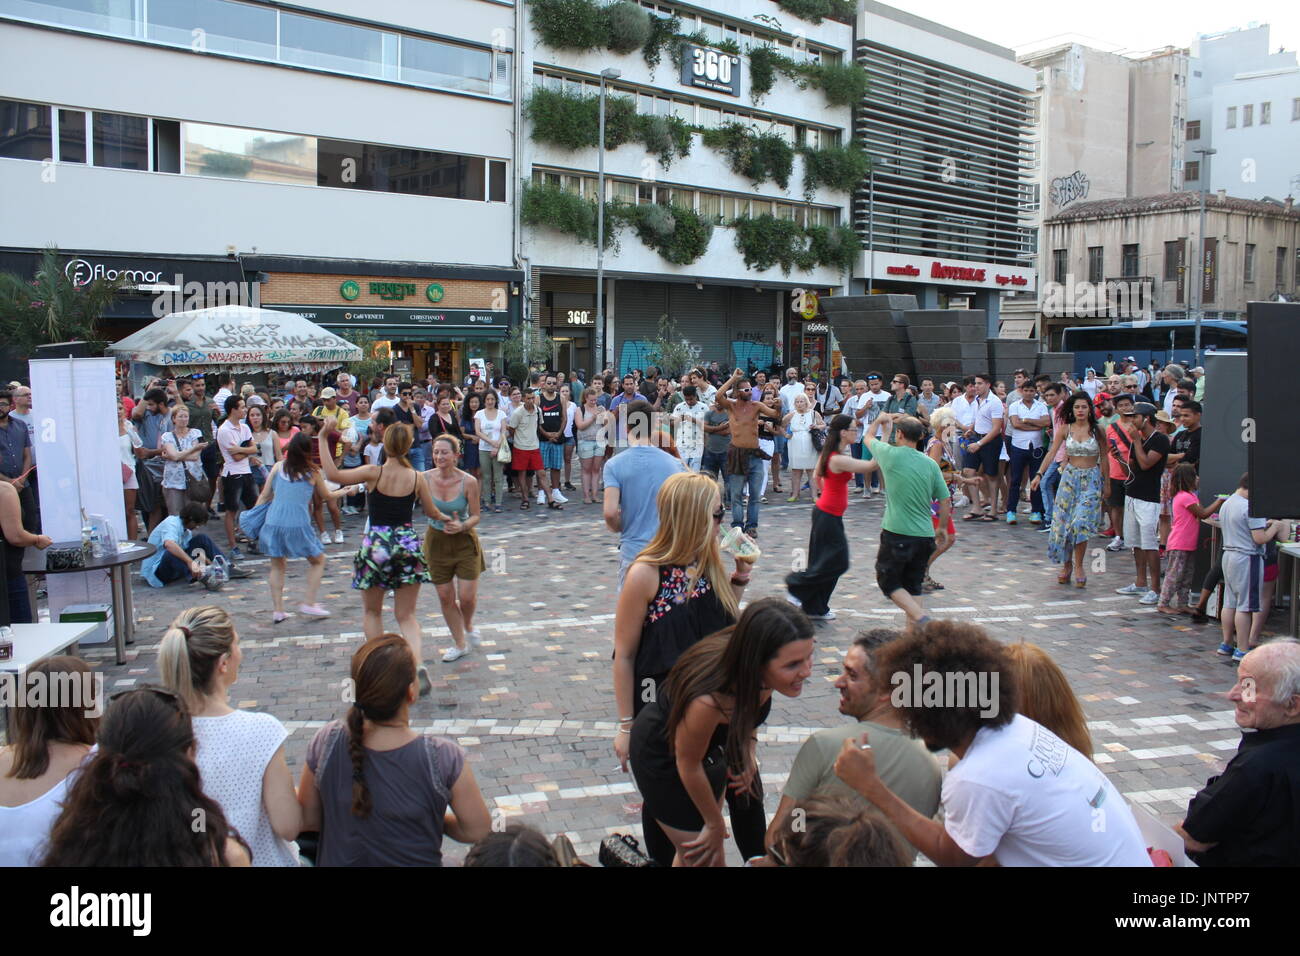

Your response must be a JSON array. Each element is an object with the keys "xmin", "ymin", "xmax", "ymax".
[{"xmin": 1247, "ymin": 302, "xmax": 1300, "ymax": 518}]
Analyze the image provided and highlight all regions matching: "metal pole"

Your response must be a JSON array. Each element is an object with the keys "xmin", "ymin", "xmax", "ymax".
[
  {"xmin": 866, "ymin": 166, "xmax": 875, "ymax": 295},
  {"xmin": 596, "ymin": 75, "xmax": 607, "ymax": 373},
  {"xmin": 1193, "ymin": 149, "xmax": 1213, "ymax": 367}
]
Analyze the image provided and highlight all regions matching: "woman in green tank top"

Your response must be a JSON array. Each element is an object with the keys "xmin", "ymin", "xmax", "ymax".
[{"xmin": 422, "ymin": 434, "xmax": 486, "ymax": 664}]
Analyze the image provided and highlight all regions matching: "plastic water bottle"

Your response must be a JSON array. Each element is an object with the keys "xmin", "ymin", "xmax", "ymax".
[{"xmin": 80, "ymin": 509, "xmax": 93, "ymax": 556}]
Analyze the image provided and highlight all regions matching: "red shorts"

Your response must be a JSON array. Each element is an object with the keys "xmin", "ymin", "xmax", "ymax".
[
  {"xmin": 1264, "ymin": 561, "xmax": 1279, "ymax": 583},
  {"xmin": 933, "ymin": 513, "xmax": 956, "ymax": 536},
  {"xmin": 512, "ymin": 447, "xmax": 542, "ymax": 472}
]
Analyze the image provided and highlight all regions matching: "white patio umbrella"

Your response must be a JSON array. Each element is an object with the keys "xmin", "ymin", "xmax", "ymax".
[{"xmin": 108, "ymin": 305, "xmax": 361, "ymax": 374}]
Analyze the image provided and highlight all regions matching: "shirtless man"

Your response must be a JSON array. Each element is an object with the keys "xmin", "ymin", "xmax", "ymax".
[{"xmin": 714, "ymin": 368, "xmax": 782, "ymax": 538}]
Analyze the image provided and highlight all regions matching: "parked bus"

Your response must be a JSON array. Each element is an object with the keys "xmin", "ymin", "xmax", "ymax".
[{"xmin": 1060, "ymin": 320, "xmax": 1246, "ymax": 374}]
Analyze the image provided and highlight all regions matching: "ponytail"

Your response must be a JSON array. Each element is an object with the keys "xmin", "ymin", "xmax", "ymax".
[
  {"xmin": 346, "ymin": 704, "xmax": 371, "ymax": 818},
  {"xmin": 344, "ymin": 634, "xmax": 418, "ymax": 819},
  {"xmin": 157, "ymin": 606, "xmax": 236, "ymax": 714}
]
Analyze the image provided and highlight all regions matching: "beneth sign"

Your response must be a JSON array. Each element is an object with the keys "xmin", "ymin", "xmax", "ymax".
[{"xmin": 680, "ymin": 43, "xmax": 740, "ymax": 96}]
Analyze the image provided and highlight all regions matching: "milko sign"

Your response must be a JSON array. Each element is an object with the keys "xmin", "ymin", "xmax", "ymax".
[{"xmin": 64, "ymin": 258, "xmax": 163, "ymax": 288}]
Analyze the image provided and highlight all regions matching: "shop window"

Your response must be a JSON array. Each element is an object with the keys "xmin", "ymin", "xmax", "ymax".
[
  {"xmin": 0, "ymin": 99, "xmax": 51, "ymax": 161},
  {"xmin": 93, "ymin": 111, "xmax": 148, "ymax": 170},
  {"xmin": 57, "ymin": 108, "xmax": 85, "ymax": 163},
  {"xmin": 146, "ymin": 0, "xmax": 276, "ymax": 60}
]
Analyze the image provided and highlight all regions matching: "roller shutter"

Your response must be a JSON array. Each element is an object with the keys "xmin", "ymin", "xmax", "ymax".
[
  {"xmin": 613, "ymin": 281, "xmax": 668, "ymax": 376},
  {"xmin": 727, "ymin": 289, "xmax": 779, "ymax": 373}
]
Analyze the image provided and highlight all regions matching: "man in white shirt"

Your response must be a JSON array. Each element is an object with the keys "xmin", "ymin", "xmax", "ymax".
[
  {"xmin": 671, "ymin": 385, "xmax": 708, "ymax": 471},
  {"xmin": 370, "ymin": 375, "xmax": 401, "ymax": 411},
  {"xmin": 686, "ymin": 369, "xmax": 716, "ymax": 406},
  {"xmin": 1006, "ymin": 380, "xmax": 1050, "ymax": 524},
  {"xmin": 840, "ymin": 379, "xmax": 870, "ymax": 494},
  {"xmin": 1160, "ymin": 363, "xmax": 1186, "ymax": 416},
  {"xmin": 960, "ymin": 375, "xmax": 1003, "ymax": 518},
  {"xmin": 778, "ymin": 366, "xmax": 805, "ymax": 416},
  {"xmin": 833, "ymin": 621, "xmax": 1152, "ymax": 867},
  {"xmin": 217, "ymin": 395, "xmax": 258, "ymax": 556},
  {"xmin": 854, "ymin": 372, "xmax": 889, "ymax": 497},
  {"xmin": 211, "ymin": 374, "xmax": 235, "ymax": 412}
]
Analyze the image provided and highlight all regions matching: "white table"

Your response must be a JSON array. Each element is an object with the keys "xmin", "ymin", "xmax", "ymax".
[
  {"xmin": 1, "ymin": 622, "xmax": 97, "ymax": 741},
  {"xmin": 0, "ymin": 622, "xmax": 97, "ymax": 674}
]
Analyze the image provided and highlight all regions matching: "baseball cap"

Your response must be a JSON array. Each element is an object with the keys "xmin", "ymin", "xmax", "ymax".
[
  {"xmin": 1093, "ymin": 391, "xmax": 1112, "ymax": 408},
  {"xmin": 247, "ymin": 395, "xmax": 266, "ymax": 407},
  {"xmin": 1133, "ymin": 402, "xmax": 1158, "ymax": 419},
  {"xmin": 319, "ymin": 387, "xmax": 337, "ymax": 399}
]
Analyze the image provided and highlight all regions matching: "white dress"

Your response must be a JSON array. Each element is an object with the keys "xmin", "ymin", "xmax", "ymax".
[{"xmin": 788, "ymin": 411, "xmax": 818, "ymax": 469}]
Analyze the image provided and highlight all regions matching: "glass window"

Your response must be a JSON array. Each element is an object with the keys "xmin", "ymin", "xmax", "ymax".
[
  {"xmin": 656, "ymin": 98, "xmax": 672, "ymax": 117},
  {"xmin": 489, "ymin": 160, "xmax": 506, "ymax": 202},
  {"xmin": 566, "ymin": 78, "xmax": 585, "ymax": 96},
  {"xmin": 720, "ymin": 195, "xmax": 736, "ymax": 220},
  {"xmin": 146, "ymin": 0, "xmax": 276, "ymax": 60},
  {"xmin": 1244, "ymin": 243, "xmax": 1255, "ymax": 281},
  {"xmin": 637, "ymin": 182, "xmax": 653, "ymax": 204},
  {"xmin": 57, "ymin": 108, "xmax": 85, "ymax": 163},
  {"xmin": 699, "ymin": 105, "xmax": 721, "ymax": 129},
  {"xmin": 1243, "ymin": 104, "xmax": 1253, "ymax": 127},
  {"xmin": 774, "ymin": 203, "xmax": 795, "ymax": 221},
  {"xmin": 1186, "ymin": 119, "xmax": 1200, "ymax": 141},
  {"xmin": 1087, "ymin": 246, "xmax": 1104, "ymax": 283},
  {"xmin": 3, "ymin": 0, "xmax": 137, "ymax": 36},
  {"xmin": 329, "ymin": 143, "xmax": 485, "ymax": 199},
  {"xmin": 1184, "ymin": 160, "xmax": 1199, "ymax": 182},
  {"xmin": 1260, "ymin": 101, "xmax": 1271, "ymax": 125},
  {"xmin": 673, "ymin": 189, "xmax": 695, "ymax": 210},
  {"xmin": 673, "ymin": 100, "xmax": 693, "ymax": 123},
  {"xmin": 734, "ymin": 197, "xmax": 750, "ymax": 218},
  {"xmin": 793, "ymin": 206, "xmax": 806, "ymax": 226},
  {"xmin": 280, "ymin": 13, "xmax": 388, "ymax": 78},
  {"xmin": 612, "ymin": 180, "xmax": 637, "ymax": 203},
  {"xmin": 562, "ymin": 174, "xmax": 583, "ymax": 195},
  {"xmin": 1052, "ymin": 249, "xmax": 1068, "ymax": 286},
  {"xmin": 185, "ymin": 122, "xmax": 317, "ymax": 184},
  {"xmin": 638, "ymin": 93, "xmax": 655, "ymax": 115},
  {"xmin": 751, "ymin": 199, "xmax": 772, "ymax": 217},
  {"xmin": 0, "ymin": 99, "xmax": 51, "ymax": 161},
  {"xmin": 544, "ymin": 171, "xmax": 561, "ymax": 187},
  {"xmin": 699, "ymin": 192, "xmax": 721, "ymax": 222},
  {"xmin": 401, "ymin": 35, "xmax": 492, "ymax": 95},
  {"xmin": 1121, "ymin": 243, "xmax": 1139, "ymax": 278},
  {"xmin": 1163, "ymin": 240, "xmax": 1182, "ymax": 281},
  {"xmin": 92, "ymin": 111, "xmax": 147, "ymax": 169},
  {"xmin": 702, "ymin": 19, "xmax": 723, "ymax": 44},
  {"xmin": 1226, "ymin": 106, "xmax": 1236, "ymax": 128},
  {"xmin": 152, "ymin": 119, "xmax": 180, "ymax": 173},
  {"xmin": 545, "ymin": 74, "xmax": 563, "ymax": 92}
]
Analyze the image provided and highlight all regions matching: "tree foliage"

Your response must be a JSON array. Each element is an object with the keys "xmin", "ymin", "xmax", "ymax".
[{"xmin": 0, "ymin": 247, "xmax": 123, "ymax": 355}]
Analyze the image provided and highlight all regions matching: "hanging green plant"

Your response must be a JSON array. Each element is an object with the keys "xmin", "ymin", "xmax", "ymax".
[
  {"xmin": 732, "ymin": 214, "xmax": 806, "ymax": 273},
  {"xmin": 748, "ymin": 46, "xmax": 784, "ymax": 103},
  {"xmin": 805, "ymin": 224, "xmax": 861, "ymax": 273},
  {"xmin": 714, "ymin": 38, "xmax": 742, "ymax": 56},
  {"xmin": 527, "ymin": 0, "xmax": 607, "ymax": 51},
  {"xmin": 802, "ymin": 61, "xmax": 869, "ymax": 107},
  {"xmin": 801, "ymin": 141, "xmax": 870, "ymax": 200},
  {"xmin": 604, "ymin": 0, "xmax": 651, "ymax": 53},
  {"xmin": 701, "ymin": 123, "xmax": 794, "ymax": 189},
  {"xmin": 520, "ymin": 180, "xmax": 601, "ymax": 246},
  {"xmin": 526, "ymin": 88, "xmax": 692, "ymax": 168},
  {"xmin": 634, "ymin": 114, "xmax": 693, "ymax": 169},
  {"xmin": 775, "ymin": 0, "xmax": 855, "ymax": 25},
  {"xmin": 627, "ymin": 204, "xmax": 713, "ymax": 265},
  {"xmin": 641, "ymin": 12, "xmax": 682, "ymax": 76}
]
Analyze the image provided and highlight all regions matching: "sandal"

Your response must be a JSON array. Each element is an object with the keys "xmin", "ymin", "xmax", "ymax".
[
  {"xmin": 1058, "ymin": 567, "xmax": 1073, "ymax": 585},
  {"xmin": 548, "ymin": 501, "xmax": 563, "ymax": 510},
  {"xmin": 787, "ymin": 495, "xmax": 799, "ymax": 503},
  {"xmin": 521, "ymin": 499, "xmax": 530, "ymax": 510},
  {"xmin": 1074, "ymin": 573, "xmax": 1087, "ymax": 588}
]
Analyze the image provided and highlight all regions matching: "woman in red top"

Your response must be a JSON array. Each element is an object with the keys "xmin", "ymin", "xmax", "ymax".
[{"xmin": 784, "ymin": 414, "xmax": 880, "ymax": 621}]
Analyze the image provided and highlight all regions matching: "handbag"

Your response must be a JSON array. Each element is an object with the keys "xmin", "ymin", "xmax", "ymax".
[
  {"xmin": 496, "ymin": 439, "xmax": 512, "ymax": 464},
  {"xmin": 186, "ymin": 476, "xmax": 212, "ymax": 503},
  {"xmin": 598, "ymin": 833, "xmax": 651, "ymax": 868},
  {"xmin": 810, "ymin": 427, "xmax": 826, "ymax": 451}
]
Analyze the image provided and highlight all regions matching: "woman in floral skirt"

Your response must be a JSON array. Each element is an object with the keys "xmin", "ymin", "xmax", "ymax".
[
  {"xmin": 318, "ymin": 421, "xmax": 447, "ymax": 695},
  {"xmin": 1033, "ymin": 392, "xmax": 1110, "ymax": 588}
]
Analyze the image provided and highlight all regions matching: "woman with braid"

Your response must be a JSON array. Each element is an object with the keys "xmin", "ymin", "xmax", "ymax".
[{"xmin": 297, "ymin": 634, "xmax": 492, "ymax": 865}]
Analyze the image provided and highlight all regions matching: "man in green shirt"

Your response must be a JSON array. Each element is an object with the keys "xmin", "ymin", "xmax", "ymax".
[
  {"xmin": 180, "ymin": 376, "xmax": 220, "ymax": 512},
  {"xmin": 870, "ymin": 417, "xmax": 950, "ymax": 625}
]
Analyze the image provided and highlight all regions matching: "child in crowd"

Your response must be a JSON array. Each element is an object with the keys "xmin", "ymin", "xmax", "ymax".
[{"xmin": 1157, "ymin": 463, "xmax": 1224, "ymax": 616}]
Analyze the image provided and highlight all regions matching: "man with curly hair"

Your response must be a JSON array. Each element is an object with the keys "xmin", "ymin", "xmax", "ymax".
[{"xmin": 833, "ymin": 621, "xmax": 1151, "ymax": 866}]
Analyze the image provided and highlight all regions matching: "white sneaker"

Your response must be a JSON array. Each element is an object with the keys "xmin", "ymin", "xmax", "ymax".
[
  {"xmin": 807, "ymin": 609, "xmax": 837, "ymax": 621},
  {"xmin": 1115, "ymin": 583, "xmax": 1144, "ymax": 595},
  {"xmin": 1106, "ymin": 537, "xmax": 1126, "ymax": 552},
  {"xmin": 1139, "ymin": 590, "xmax": 1160, "ymax": 605},
  {"xmin": 536, "ymin": 490, "xmax": 547, "ymax": 505},
  {"xmin": 550, "ymin": 489, "xmax": 568, "ymax": 504},
  {"xmin": 333, "ymin": 529, "xmax": 344, "ymax": 544},
  {"xmin": 784, "ymin": 591, "xmax": 803, "ymax": 608},
  {"xmin": 319, "ymin": 531, "xmax": 331, "ymax": 545},
  {"xmin": 442, "ymin": 644, "xmax": 470, "ymax": 663},
  {"xmin": 466, "ymin": 628, "xmax": 484, "ymax": 647}
]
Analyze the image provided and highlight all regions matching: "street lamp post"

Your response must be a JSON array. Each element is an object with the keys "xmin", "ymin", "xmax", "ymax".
[
  {"xmin": 596, "ymin": 67, "xmax": 620, "ymax": 373},
  {"xmin": 1192, "ymin": 147, "xmax": 1216, "ymax": 367}
]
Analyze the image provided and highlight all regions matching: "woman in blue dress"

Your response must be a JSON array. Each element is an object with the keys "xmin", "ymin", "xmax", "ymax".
[
  {"xmin": 319, "ymin": 421, "xmax": 446, "ymax": 695},
  {"xmin": 1033, "ymin": 392, "xmax": 1111, "ymax": 588},
  {"xmin": 244, "ymin": 433, "xmax": 332, "ymax": 623}
]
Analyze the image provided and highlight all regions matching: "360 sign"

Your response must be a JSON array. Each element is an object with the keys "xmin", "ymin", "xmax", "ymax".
[{"xmin": 680, "ymin": 43, "xmax": 740, "ymax": 97}]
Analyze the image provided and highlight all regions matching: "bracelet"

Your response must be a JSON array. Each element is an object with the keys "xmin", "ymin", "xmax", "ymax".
[
  {"xmin": 618, "ymin": 716, "xmax": 634, "ymax": 723},
  {"xmin": 617, "ymin": 727, "xmax": 631, "ymax": 735}
]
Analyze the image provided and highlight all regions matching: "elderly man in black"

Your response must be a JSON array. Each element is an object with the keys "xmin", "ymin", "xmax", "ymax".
[{"xmin": 1178, "ymin": 638, "xmax": 1300, "ymax": 866}]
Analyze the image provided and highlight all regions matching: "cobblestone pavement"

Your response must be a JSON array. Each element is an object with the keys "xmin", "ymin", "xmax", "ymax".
[{"xmin": 78, "ymin": 485, "xmax": 1278, "ymax": 864}]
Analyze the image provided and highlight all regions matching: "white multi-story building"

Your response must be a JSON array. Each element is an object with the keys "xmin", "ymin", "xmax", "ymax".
[
  {"xmin": 0, "ymin": 0, "xmax": 521, "ymax": 381},
  {"xmin": 852, "ymin": 0, "xmax": 1037, "ymax": 335},
  {"xmin": 521, "ymin": 0, "xmax": 855, "ymax": 378},
  {"xmin": 1186, "ymin": 24, "xmax": 1300, "ymax": 202}
]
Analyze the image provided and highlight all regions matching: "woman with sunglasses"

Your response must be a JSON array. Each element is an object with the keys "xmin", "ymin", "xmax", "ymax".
[
  {"xmin": 41, "ymin": 687, "xmax": 251, "ymax": 866},
  {"xmin": 785, "ymin": 414, "xmax": 879, "ymax": 620},
  {"xmin": 612, "ymin": 471, "xmax": 754, "ymax": 865}
]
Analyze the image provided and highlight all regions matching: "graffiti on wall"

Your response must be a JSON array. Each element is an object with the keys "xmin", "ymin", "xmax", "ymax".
[{"xmin": 1049, "ymin": 170, "xmax": 1090, "ymax": 208}]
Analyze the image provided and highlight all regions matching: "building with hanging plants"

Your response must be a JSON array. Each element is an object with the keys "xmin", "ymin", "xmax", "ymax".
[{"xmin": 522, "ymin": 0, "xmax": 861, "ymax": 376}]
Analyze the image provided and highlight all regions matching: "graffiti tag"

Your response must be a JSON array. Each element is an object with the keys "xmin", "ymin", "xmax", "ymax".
[{"xmin": 1050, "ymin": 170, "xmax": 1090, "ymax": 208}]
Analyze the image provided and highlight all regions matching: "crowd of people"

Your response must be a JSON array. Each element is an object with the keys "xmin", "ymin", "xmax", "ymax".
[{"xmin": 1, "ymin": 353, "xmax": 1297, "ymax": 869}]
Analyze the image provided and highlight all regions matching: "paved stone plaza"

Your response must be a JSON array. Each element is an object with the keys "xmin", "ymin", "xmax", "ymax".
[{"xmin": 76, "ymin": 493, "xmax": 1274, "ymax": 864}]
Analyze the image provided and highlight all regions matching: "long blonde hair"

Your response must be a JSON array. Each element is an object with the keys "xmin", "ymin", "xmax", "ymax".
[
  {"xmin": 632, "ymin": 472, "xmax": 739, "ymax": 620},
  {"xmin": 1005, "ymin": 643, "xmax": 1093, "ymax": 760}
]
